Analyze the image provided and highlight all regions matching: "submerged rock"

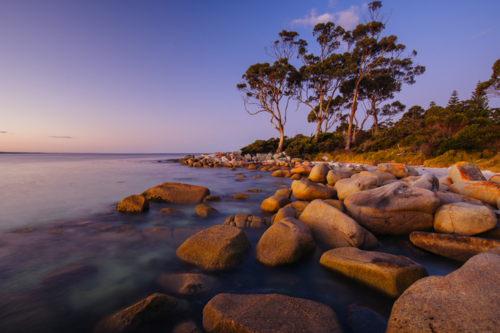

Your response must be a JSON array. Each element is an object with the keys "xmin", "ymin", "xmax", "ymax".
[
  {"xmin": 156, "ymin": 273, "xmax": 218, "ymax": 296},
  {"xmin": 448, "ymin": 162, "xmax": 486, "ymax": 183},
  {"xmin": 261, "ymin": 194, "xmax": 292, "ymax": 213},
  {"xmin": 142, "ymin": 183, "xmax": 210, "ymax": 204},
  {"xmin": 320, "ymin": 247, "xmax": 428, "ymax": 298},
  {"xmin": 116, "ymin": 195, "xmax": 149, "ymax": 213},
  {"xmin": 434, "ymin": 202, "xmax": 497, "ymax": 235},
  {"xmin": 176, "ymin": 225, "xmax": 251, "ymax": 271},
  {"xmin": 203, "ymin": 293, "xmax": 343, "ymax": 333},
  {"xmin": 291, "ymin": 179, "xmax": 337, "ymax": 201},
  {"xmin": 41, "ymin": 264, "xmax": 98, "ymax": 289},
  {"xmin": 410, "ymin": 231, "xmax": 500, "ymax": 261},
  {"xmin": 255, "ymin": 217, "xmax": 315, "ymax": 266},
  {"xmin": 347, "ymin": 304, "xmax": 387, "ymax": 333},
  {"xmin": 230, "ymin": 193, "xmax": 250, "ymax": 200},
  {"xmin": 387, "ymin": 252, "xmax": 500, "ymax": 333},
  {"xmin": 299, "ymin": 199, "xmax": 377, "ymax": 250},
  {"xmin": 172, "ymin": 321, "xmax": 202, "ymax": 333},
  {"xmin": 95, "ymin": 293, "xmax": 178, "ymax": 333},
  {"xmin": 345, "ymin": 182, "xmax": 440, "ymax": 235},
  {"xmin": 158, "ymin": 207, "xmax": 183, "ymax": 215},
  {"xmin": 203, "ymin": 195, "xmax": 221, "ymax": 203}
]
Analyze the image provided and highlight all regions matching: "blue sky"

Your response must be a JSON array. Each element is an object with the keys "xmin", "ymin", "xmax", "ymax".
[{"xmin": 0, "ymin": 0, "xmax": 499, "ymax": 153}]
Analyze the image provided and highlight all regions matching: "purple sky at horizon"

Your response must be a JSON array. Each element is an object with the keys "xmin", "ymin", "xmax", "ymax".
[{"xmin": 0, "ymin": 0, "xmax": 499, "ymax": 153}]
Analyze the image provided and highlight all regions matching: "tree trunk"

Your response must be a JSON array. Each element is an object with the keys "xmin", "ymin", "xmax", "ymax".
[
  {"xmin": 315, "ymin": 120, "xmax": 322, "ymax": 145},
  {"xmin": 372, "ymin": 99, "xmax": 379, "ymax": 135},
  {"xmin": 276, "ymin": 125, "xmax": 285, "ymax": 153},
  {"xmin": 345, "ymin": 91, "xmax": 359, "ymax": 150}
]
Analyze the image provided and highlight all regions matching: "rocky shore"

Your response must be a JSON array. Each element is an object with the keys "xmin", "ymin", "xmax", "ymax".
[{"xmin": 64, "ymin": 152, "xmax": 500, "ymax": 331}]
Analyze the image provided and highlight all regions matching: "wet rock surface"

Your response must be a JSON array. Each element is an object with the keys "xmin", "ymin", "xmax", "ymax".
[
  {"xmin": 202, "ymin": 293, "xmax": 343, "ymax": 333},
  {"xmin": 141, "ymin": 183, "xmax": 210, "ymax": 204},
  {"xmin": 176, "ymin": 225, "xmax": 251, "ymax": 271},
  {"xmin": 320, "ymin": 247, "xmax": 428, "ymax": 298},
  {"xmin": 255, "ymin": 217, "xmax": 315, "ymax": 266},
  {"xmin": 299, "ymin": 199, "xmax": 378, "ymax": 250},
  {"xmin": 116, "ymin": 195, "xmax": 149, "ymax": 213},
  {"xmin": 387, "ymin": 252, "xmax": 500, "ymax": 333},
  {"xmin": 410, "ymin": 231, "xmax": 500, "ymax": 261}
]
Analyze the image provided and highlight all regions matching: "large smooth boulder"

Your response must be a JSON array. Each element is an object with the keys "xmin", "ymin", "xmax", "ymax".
[
  {"xmin": 334, "ymin": 176, "xmax": 381, "ymax": 201},
  {"xmin": 345, "ymin": 182, "xmax": 440, "ymax": 235},
  {"xmin": 324, "ymin": 199, "xmax": 347, "ymax": 213},
  {"xmin": 436, "ymin": 191, "xmax": 486, "ymax": 206},
  {"xmin": 308, "ymin": 163, "xmax": 330, "ymax": 183},
  {"xmin": 95, "ymin": 293, "xmax": 178, "ymax": 333},
  {"xmin": 387, "ymin": 252, "xmax": 500, "ymax": 333},
  {"xmin": 326, "ymin": 170, "xmax": 352, "ymax": 186},
  {"xmin": 290, "ymin": 164, "xmax": 312, "ymax": 176},
  {"xmin": 255, "ymin": 217, "xmax": 315, "ymax": 266},
  {"xmin": 376, "ymin": 163, "xmax": 418, "ymax": 178},
  {"xmin": 275, "ymin": 188, "xmax": 292, "ymax": 198},
  {"xmin": 320, "ymin": 248, "xmax": 428, "ymax": 298},
  {"xmin": 410, "ymin": 231, "xmax": 500, "ymax": 261},
  {"xmin": 352, "ymin": 171, "xmax": 397, "ymax": 183},
  {"xmin": 116, "ymin": 195, "xmax": 149, "ymax": 212},
  {"xmin": 156, "ymin": 273, "xmax": 217, "ymax": 296},
  {"xmin": 203, "ymin": 293, "xmax": 343, "ymax": 333},
  {"xmin": 176, "ymin": 225, "xmax": 251, "ymax": 271},
  {"xmin": 291, "ymin": 179, "xmax": 337, "ymax": 201},
  {"xmin": 142, "ymin": 183, "xmax": 210, "ymax": 204},
  {"xmin": 434, "ymin": 202, "xmax": 497, "ymax": 235},
  {"xmin": 261, "ymin": 194, "xmax": 292, "ymax": 213},
  {"xmin": 449, "ymin": 181, "xmax": 500, "ymax": 206},
  {"xmin": 448, "ymin": 162, "xmax": 486, "ymax": 183},
  {"xmin": 298, "ymin": 199, "xmax": 377, "ymax": 250}
]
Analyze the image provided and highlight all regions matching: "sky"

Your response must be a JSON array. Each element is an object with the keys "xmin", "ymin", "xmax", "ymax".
[{"xmin": 0, "ymin": 0, "xmax": 499, "ymax": 153}]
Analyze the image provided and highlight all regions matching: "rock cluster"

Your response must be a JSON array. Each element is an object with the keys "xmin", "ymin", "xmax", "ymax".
[{"xmin": 223, "ymin": 214, "xmax": 269, "ymax": 228}]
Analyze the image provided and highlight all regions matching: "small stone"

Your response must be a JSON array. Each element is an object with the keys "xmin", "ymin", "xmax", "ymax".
[
  {"xmin": 158, "ymin": 208, "xmax": 183, "ymax": 215},
  {"xmin": 203, "ymin": 195, "xmax": 221, "ymax": 203},
  {"xmin": 116, "ymin": 195, "xmax": 149, "ymax": 213},
  {"xmin": 261, "ymin": 195, "xmax": 292, "ymax": 213},
  {"xmin": 156, "ymin": 273, "xmax": 218, "ymax": 296},
  {"xmin": 252, "ymin": 175, "xmax": 262, "ymax": 178},
  {"xmin": 231, "ymin": 193, "xmax": 250, "ymax": 200},
  {"xmin": 195, "ymin": 204, "xmax": 219, "ymax": 218},
  {"xmin": 246, "ymin": 189, "xmax": 262, "ymax": 193}
]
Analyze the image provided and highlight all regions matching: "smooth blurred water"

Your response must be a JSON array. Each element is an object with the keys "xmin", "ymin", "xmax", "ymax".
[{"xmin": 0, "ymin": 154, "xmax": 462, "ymax": 333}]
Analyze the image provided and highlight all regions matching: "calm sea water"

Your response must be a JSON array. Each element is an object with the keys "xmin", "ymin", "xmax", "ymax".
[{"xmin": 0, "ymin": 153, "xmax": 461, "ymax": 333}]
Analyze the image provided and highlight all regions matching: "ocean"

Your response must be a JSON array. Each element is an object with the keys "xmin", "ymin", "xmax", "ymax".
[{"xmin": 0, "ymin": 153, "xmax": 462, "ymax": 332}]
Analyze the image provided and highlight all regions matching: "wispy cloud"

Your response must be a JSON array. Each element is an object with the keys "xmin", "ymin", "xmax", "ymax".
[
  {"xmin": 0, "ymin": 131, "xmax": 6, "ymax": 134},
  {"xmin": 49, "ymin": 136, "xmax": 73, "ymax": 139},
  {"xmin": 292, "ymin": 5, "xmax": 362, "ymax": 30},
  {"xmin": 470, "ymin": 29, "xmax": 492, "ymax": 39}
]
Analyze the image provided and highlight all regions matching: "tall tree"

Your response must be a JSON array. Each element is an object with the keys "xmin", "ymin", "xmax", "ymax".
[
  {"xmin": 448, "ymin": 90, "xmax": 460, "ymax": 107},
  {"xmin": 295, "ymin": 22, "xmax": 348, "ymax": 144},
  {"xmin": 306, "ymin": 95, "xmax": 346, "ymax": 133},
  {"xmin": 342, "ymin": 1, "xmax": 415, "ymax": 149},
  {"xmin": 485, "ymin": 58, "xmax": 500, "ymax": 98},
  {"xmin": 465, "ymin": 81, "xmax": 491, "ymax": 121},
  {"xmin": 236, "ymin": 31, "xmax": 300, "ymax": 153}
]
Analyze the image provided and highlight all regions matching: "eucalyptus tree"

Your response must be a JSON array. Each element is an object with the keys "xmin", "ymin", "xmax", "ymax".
[
  {"xmin": 236, "ymin": 31, "xmax": 300, "ymax": 153},
  {"xmin": 485, "ymin": 58, "xmax": 500, "ymax": 98},
  {"xmin": 306, "ymin": 95, "xmax": 347, "ymax": 133},
  {"xmin": 295, "ymin": 22, "xmax": 349, "ymax": 144},
  {"xmin": 342, "ymin": 1, "xmax": 418, "ymax": 149}
]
